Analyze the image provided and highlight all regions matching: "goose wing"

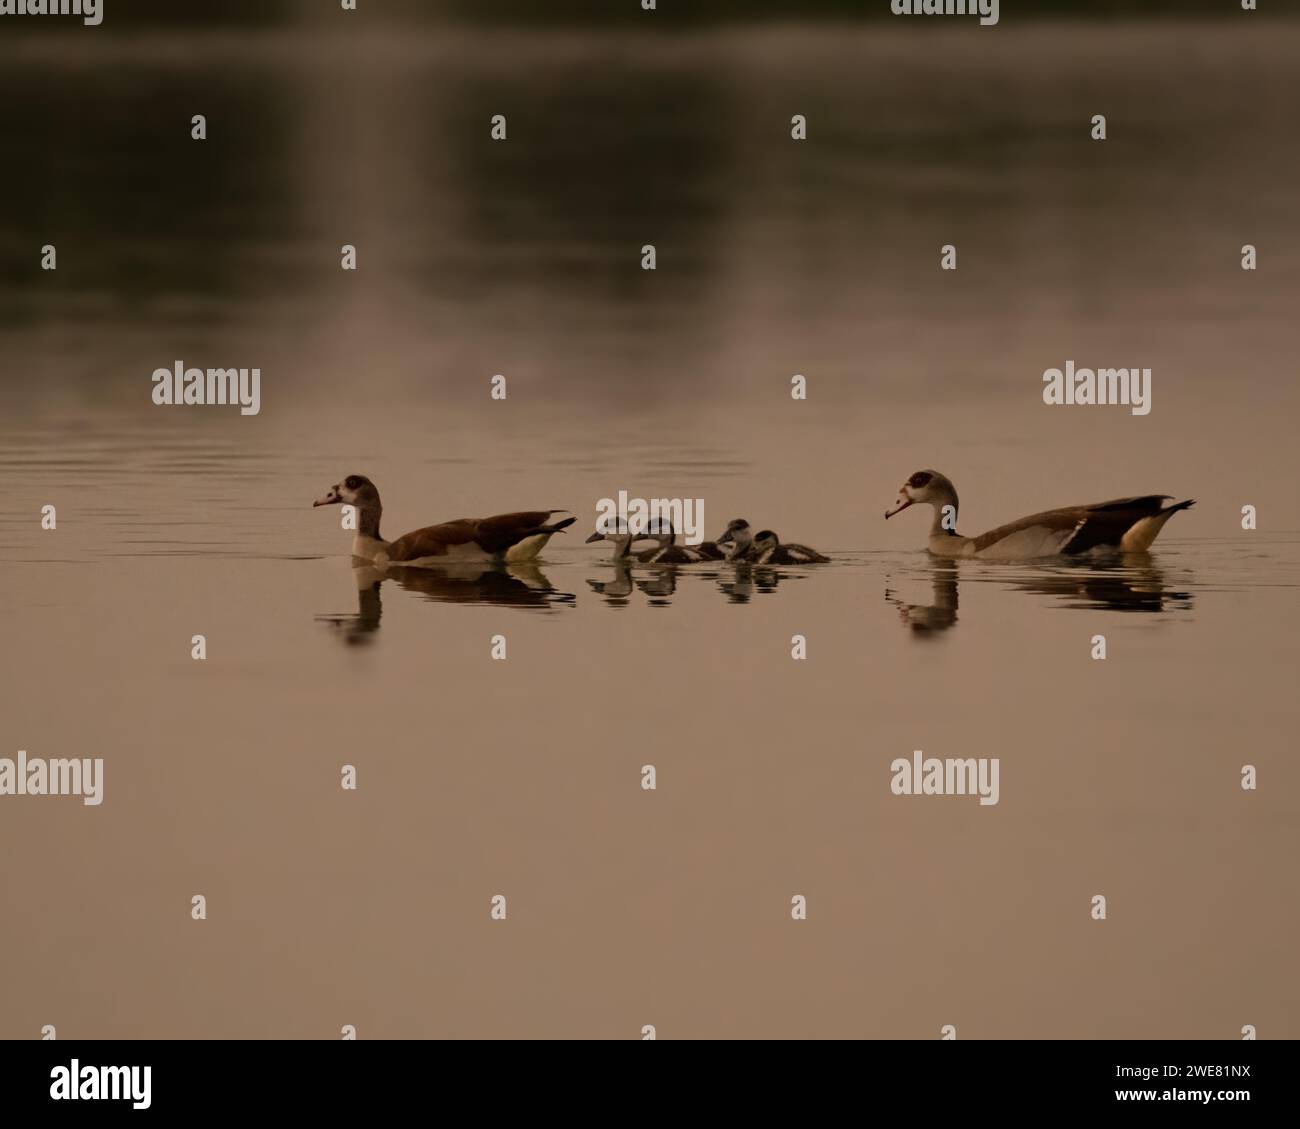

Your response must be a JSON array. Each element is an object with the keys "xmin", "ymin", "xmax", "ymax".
[
  {"xmin": 1060, "ymin": 496, "xmax": 1177, "ymax": 554},
  {"xmin": 783, "ymin": 542, "xmax": 829, "ymax": 563},
  {"xmin": 473, "ymin": 511, "xmax": 573, "ymax": 553},
  {"xmin": 970, "ymin": 496, "xmax": 1174, "ymax": 556},
  {"xmin": 387, "ymin": 510, "xmax": 572, "ymax": 561},
  {"xmin": 969, "ymin": 508, "xmax": 1083, "ymax": 555}
]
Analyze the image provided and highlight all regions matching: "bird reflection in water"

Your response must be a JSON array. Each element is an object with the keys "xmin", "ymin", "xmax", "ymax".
[
  {"xmin": 584, "ymin": 559, "xmax": 803, "ymax": 607},
  {"xmin": 637, "ymin": 566, "xmax": 680, "ymax": 604},
  {"xmin": 886, "ymin": 565, "xmax": 960, "ymax": 633},
  {"xmin": 715, "ymin": 564, "xmax": 792, "ymax": 604},
  {"xmin": 586, "ymin": 560, "xmax": 685, "ymax": 607},
  {"xmin": 587, "ymin": 560, "xmax": 636, "ymax": 605},
  {"xmin": 887, "ymin": 555, "xmax": 1193, "ymax": 636},
  {"xmin": 1005, "ymin": 557, "xmax": 1193, "ymax": 612},
  {"xmin": 316, "ymin": 561, "xmax": 575, "ymax": 644}
]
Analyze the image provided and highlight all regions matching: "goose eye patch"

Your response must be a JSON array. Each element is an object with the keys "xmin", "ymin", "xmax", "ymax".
[{"xmin": 908, "ymin": 472, "xmax": 933, "ymax": 488}]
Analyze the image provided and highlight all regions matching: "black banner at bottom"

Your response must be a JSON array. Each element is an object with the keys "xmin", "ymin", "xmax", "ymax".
[{"xmin": 1, "ymin": 1038, "xmax": 1289, "ymax": 1116}]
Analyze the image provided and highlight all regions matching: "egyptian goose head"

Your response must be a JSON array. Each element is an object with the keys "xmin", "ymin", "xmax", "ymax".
[
  {"xmin": 885, "ymin": 470, "xmax": 958, "ymax": 528},
  {"xmin": 314, "ymin": 474, "xmax": 383, "ymax": 539},
  {"xmin": 314, "ymin": 473, "xmax": 379, "ymax": 511}
]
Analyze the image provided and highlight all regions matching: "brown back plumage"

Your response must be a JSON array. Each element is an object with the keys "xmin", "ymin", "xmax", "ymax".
[
  {"xmin": 970, "ymin": 495, "xmax": 1185, "ymax": 555},
  {"xmin": 386, "ymin": 511, "xmax": 572, "ymax": 562}
]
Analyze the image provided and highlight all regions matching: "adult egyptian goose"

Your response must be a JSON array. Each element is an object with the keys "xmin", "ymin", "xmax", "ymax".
[
  {"xmin": 750, "ymin": 530, "xmax": 830, "ymax": 564},
  {"xmin": 584, "ymin": 520, "xmax": 657, "ymax": 560},
  {"xmin": 884, "ymin": 470, "xmax": 1194, "ymax": 560},
  {"xmin": 714, "ymin": 518, "xmax": 759, "ymax": 562},
  {"xmin": 313, "ymin": 475, "xmax": 576, "ymax": 566}
]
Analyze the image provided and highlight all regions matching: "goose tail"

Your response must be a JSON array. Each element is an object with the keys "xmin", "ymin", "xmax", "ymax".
[{"xmin": 1119, "ymin": 498, "xmax": 1195, "ymax": 552}]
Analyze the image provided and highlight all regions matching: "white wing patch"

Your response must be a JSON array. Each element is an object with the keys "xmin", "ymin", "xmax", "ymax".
[
  {"xmin": 975, "ymin": 523, "xmax": 1078, "ymax": 561},
  {"xmin": 1059, "ymin": 516, "xmax": 1089, "ymax": 554}
]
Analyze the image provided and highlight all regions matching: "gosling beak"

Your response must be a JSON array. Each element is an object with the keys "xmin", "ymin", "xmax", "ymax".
[
  {"xmin": 884, "ymin": 496, "xmax": 913, "ymax": 519},
  {"xmin": 585, "ymin": 531, "xmax": 605, "ymax": 544},
  {"xmin": 716, "ymin": 531, "xmax": 734, "ymax": 545},
  {"xmin": 314, "ymin": 488, "xmax": 342, "ymax": 508}
]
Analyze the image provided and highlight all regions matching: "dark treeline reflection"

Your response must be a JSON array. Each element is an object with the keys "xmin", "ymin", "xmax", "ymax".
[
  {"xmin": 0, "ymin": 47, "xmax": 734, "ymax": 340},
  {"xmin": 0, "ymin": 67, "xmax": 297, "ymax": 324},
  {"xmin": 426, "ymin": 68, "xmax": 734, "ymax": 316}
]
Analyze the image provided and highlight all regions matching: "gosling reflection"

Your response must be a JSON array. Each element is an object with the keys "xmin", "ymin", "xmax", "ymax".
[
  {"xmin": 317, "ymin": 560, "xmax": 574, "ymax": 642},
  {"xmin": 588, "ymin": 559, "xmax": 687, "ymax": 604},
  {"xmin": 636, "ymin": 565, "xmax": 681, "ymax": 602},
  {"xmin": 887, "ymin": 555, "xmax": 1193, "ymax": 636},
  {"xmin": 588, "ymin": 560, "xmax": 636, "ymax": 604},
  {"xmin": 716, "ymin": 564, "xmax": 792, "ymax": 603},
  {"xmin": 585, "ymin": 558, "xmax": 802, "ymax": 607}
]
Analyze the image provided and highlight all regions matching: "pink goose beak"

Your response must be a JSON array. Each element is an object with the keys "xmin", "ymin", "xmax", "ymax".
[{"xmin": 884, "ymin": 497, "xmax": 913, "ymax": 519}]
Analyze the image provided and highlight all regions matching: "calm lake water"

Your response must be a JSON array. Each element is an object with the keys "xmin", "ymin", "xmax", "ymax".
[{"xmin": 1, "ymin": 19, "xmax": 1298, "ymax": 1038}]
